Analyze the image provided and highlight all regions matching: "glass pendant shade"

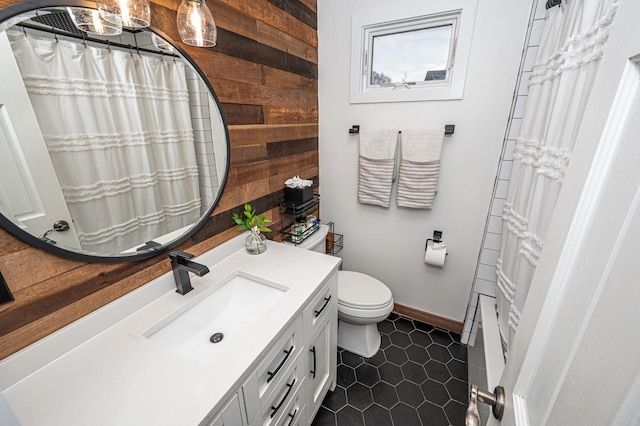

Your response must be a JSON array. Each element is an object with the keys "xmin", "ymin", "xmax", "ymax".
[
  {"xmin": 116, "ymin": 0, "xmax": 151, "ymax": 28},
  {"xmin": 177, "ymin": 0, "xmax": 217, "ymax": 47},
  {"xmin": 151, "ymin": 33, "xmax": 175, "ymax": 52},
  {"xmin": 67, "ymin": 7, "xmax": 122, "ymax": 35}
]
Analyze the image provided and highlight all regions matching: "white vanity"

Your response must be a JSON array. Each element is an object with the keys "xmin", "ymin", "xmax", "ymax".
[{"xmin": 0, "ymin": 235, "xmax": 340, "ymax": 426}]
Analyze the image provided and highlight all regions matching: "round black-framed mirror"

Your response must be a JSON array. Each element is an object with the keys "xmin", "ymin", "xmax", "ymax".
[{"xmin": 0, "ymin": 0, "xmax": 229, "ymax": 262}]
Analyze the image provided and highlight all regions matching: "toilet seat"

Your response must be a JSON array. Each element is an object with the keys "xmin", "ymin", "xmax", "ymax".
[{"xmin": 338, "ymin": 271, "xmax": 393, "ymax": 310}]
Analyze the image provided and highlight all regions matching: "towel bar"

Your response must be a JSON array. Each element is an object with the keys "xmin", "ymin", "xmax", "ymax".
[{"xmin": 349, "ymin": 125, "xmax": 455, "ymax": 136}]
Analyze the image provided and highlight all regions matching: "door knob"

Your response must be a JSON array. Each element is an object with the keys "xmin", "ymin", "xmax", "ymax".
[
  {"xmin": 465, "ymin": 384, "xmax": 505, "ymax": 426},
  {"xmin": 40, "ymin": 220, "xmax": 70, "ymax": 244}
]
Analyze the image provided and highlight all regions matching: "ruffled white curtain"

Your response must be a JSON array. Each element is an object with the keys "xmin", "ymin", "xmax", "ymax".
[
  {"xmin": 496, "ymin": 0, "xmax": 619, "ymax": 351},
  {"xmin": 9, "ymin": 33, "xmax": 201, "ymax": 254}
]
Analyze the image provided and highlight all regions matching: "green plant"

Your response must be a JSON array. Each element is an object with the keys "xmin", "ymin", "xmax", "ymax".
[{"xmin": 232, "ymin": 204, "xmax": 272, "ymax": 233}]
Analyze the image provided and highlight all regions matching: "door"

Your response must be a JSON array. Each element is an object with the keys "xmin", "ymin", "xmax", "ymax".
[
  {"xmin": 0, "ymin": 32, "xmax": 80, "ymax": 249},
  {"xmin": 489, "ymin": 0, "xmax": 640, "ymax": 424}
]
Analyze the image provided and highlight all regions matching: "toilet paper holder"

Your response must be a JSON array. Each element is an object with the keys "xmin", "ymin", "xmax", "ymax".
[
  {"xmin": 425, "ymin": 230, "xmax": 447, "ymax": 254},
  {"xmin": 427, "ymin": 230, "xmax": 442, "ymax": 243}
]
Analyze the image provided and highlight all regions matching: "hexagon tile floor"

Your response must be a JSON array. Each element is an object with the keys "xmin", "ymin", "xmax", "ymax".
[{"xmin": 311, "ymin": 313, "xmax": 468, "ymax": 426}]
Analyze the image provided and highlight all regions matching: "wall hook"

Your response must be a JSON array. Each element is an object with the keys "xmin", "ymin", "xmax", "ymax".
[{"xmin": 349, "ymin": 125, "xmax": 360, "ymax": 134}]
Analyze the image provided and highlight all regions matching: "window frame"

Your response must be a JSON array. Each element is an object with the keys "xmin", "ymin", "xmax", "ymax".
[
  {"xmin": 350, "ymin": 0, "xmax": 477, "ymax": 103},
  {"xmin": 366, "ymin": 14, "xmax": 458, "ymax": 90}
]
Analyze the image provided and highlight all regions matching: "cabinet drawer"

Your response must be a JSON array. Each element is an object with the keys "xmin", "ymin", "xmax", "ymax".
[
  {"xmin": 274, "ymin": 392, "xmax": 307, "ymax": 426},
  {"xmin": 279, "ymin": 403, "xmax": 307, "ymax": 426},
  {"xmin": 303, "ymin": 273, "xmax": 338, "ymax": 337},
  {"xmin": 243, "ymin": 315, "xmax": 303, "ymax": 421},
  {"xmin": 259, "ymin": 353, "xmax": 305, "ymax": 426}
]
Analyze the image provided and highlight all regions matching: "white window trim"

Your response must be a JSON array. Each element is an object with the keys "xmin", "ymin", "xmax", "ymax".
[
  {"xmin": 350, "ymin": 0, "xmax": 478, "ymax": 104},
  {"xmin": 365, "ymin": 14, "xmax": 458, "ymax": 91}
]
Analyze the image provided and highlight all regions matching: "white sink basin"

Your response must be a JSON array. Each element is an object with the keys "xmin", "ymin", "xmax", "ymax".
[{"xmin": 145, "ymin": 273, "xmax": 287, "ymax": 368}]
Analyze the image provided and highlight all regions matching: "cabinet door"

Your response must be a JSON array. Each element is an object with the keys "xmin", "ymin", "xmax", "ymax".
[
  {"xmin": 307, "ymin": 315, "xmax": 333, "ymax": 416},
  {"xmin": 304, "ymin": 272, "xmax": 338, "ymax": 423},
  {"xmin": 207, "ymin": 393, "xmax": 243, "ymax": 426}
]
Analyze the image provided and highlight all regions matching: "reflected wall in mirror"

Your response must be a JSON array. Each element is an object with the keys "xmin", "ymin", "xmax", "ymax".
[{"xmin": 0, "ymin": 1, "xmax": 229, "ymax": 262}]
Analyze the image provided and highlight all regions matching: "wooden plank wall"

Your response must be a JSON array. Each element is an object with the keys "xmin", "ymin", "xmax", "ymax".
[{"xmin": 0, "ymin": 0, "xmax": 319, "ymax": 360}]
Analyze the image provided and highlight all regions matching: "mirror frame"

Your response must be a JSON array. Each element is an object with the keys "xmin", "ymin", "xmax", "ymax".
[{"xmin": 0, "ymin": 0, "xmax": 230, "ymax": 262}]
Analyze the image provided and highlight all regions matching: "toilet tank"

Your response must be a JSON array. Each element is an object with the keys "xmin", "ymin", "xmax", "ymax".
[{"xmin": 283, "ymin": 224, "xmax": 329, "ymax": 253}]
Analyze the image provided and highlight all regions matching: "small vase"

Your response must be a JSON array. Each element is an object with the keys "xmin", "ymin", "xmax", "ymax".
[{"xmin": 245, "ymin": 229, "xmax": 267, "ymax": 254}]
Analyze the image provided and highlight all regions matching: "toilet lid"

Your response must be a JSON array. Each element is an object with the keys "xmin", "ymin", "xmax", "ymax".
[{"xmin": 338, "ymin": 271, "xmax": 393, "ymax": 310}]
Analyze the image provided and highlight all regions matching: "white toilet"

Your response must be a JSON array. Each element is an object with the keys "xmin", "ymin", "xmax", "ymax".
[{"xmin": 284, "ymin": 224, "xmax": 394, "ymax": 357}]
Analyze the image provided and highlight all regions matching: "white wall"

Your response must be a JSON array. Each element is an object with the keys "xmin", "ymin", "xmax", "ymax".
[{"xmin": 317, "ymin": 0, "xmax": 533, "ymax": 322}]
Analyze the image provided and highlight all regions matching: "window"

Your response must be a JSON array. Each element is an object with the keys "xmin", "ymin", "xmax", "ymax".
[
  {"xmin": 350, "ymin": 1, "xmax": 477, "ymax": 103},
  {"xmin": 368, "ymin": 17, "xmax": 456, "ymax": 89}
]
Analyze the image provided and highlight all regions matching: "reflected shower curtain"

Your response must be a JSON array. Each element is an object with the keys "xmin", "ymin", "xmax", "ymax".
[
  {"xmin": 496, "ymin": 0, "xmax": 618, "ymax": 352},
  {"xmin": 9, "ymin": 33, "xmax": 201, "ymax": 253}
]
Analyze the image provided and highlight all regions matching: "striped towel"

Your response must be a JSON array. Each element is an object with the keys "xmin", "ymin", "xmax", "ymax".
[
  {"xmin": 397, "ymin": 129, "xmax": 444, "ymax": 209},
  {"xmin": 358, "ymin": 129, "xmax": 399, "ymax": 207}
]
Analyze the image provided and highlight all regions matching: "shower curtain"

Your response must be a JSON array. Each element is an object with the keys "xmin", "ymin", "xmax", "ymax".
[
  {"xmin": 9, "ymin": 33, "xmax": 202, "ymax": 254},
  {"xmin": 496, "ymin": 0, "xmax": 618, "ymax": 352}
]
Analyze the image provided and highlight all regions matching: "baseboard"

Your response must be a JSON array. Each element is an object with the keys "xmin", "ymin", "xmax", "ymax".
[{"xmin": 393, "ymin": 303, "xmax": 464, "ymax": 335}]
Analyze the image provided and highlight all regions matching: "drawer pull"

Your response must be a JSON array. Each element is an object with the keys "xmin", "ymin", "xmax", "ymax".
[
  {"xmin": 310, "ymin": 346, "xmax": 317, "ymax": 379},
  {"xmin": 314, "ymin": 295, "xmax": 332, "ymax": 318},
  {"xmin": 270, "ymin": 378, "xmax": 296, "ymax": 418},
  {"xmin": 286, "ymin": 408, "xmax": 298, "ymax": 426},
  {"xmin": 267, "ymin": 345, "xmax": 294, "ymax": 384}
]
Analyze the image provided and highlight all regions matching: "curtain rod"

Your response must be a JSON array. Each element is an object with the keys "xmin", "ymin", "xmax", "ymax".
[{"xmin": 16, "ymin": 22, "xmax": 180, "ymax": 58}]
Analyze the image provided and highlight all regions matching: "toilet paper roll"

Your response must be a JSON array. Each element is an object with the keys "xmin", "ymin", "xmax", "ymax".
[{"xmin": 425, "ymin": 240, "xmax": 447, "ymax": 267}]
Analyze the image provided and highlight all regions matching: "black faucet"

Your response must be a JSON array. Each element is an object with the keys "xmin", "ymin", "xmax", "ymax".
[{"xmin": 169, "ymin": 250, "xmax": 210, "ymax": 295}]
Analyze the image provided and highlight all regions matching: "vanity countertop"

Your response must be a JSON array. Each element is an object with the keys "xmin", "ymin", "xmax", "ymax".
[{"xmin": 0, "ymin": 238, "xmax": 341, "ymax": 425}]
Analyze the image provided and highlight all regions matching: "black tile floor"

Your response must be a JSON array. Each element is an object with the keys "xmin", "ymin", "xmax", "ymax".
[{"xmin": 311, "ymin": 313, "xmax": 468, "ymax": 426}]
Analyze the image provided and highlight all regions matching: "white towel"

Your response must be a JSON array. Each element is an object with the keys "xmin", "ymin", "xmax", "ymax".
[
  {"xmin": 397, "ymin": 129, "xmax": 444, "ymax": 209},
  {"xmin": 358, "ymin": 129, "xmax": 399, "ymax": 207}
]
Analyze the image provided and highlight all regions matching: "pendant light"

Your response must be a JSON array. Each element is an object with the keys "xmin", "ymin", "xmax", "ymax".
[
  {"xmin": 66, "ymin": 0, "xmax": 217, "ymax": 49},
  {"xmin": 66, "ymin": 6, "xmax": 122, "ymax": 35},
  {"xmin": 151, "ymin": 33, "xmax": 175, "ymax": 52},
  {"xmin": 176, "ymin": 0, "xmax": 217, "ymax": 47},
  {"xmin": 115, "ymin": 0, "xmax": 150, "ymax": 29}
]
